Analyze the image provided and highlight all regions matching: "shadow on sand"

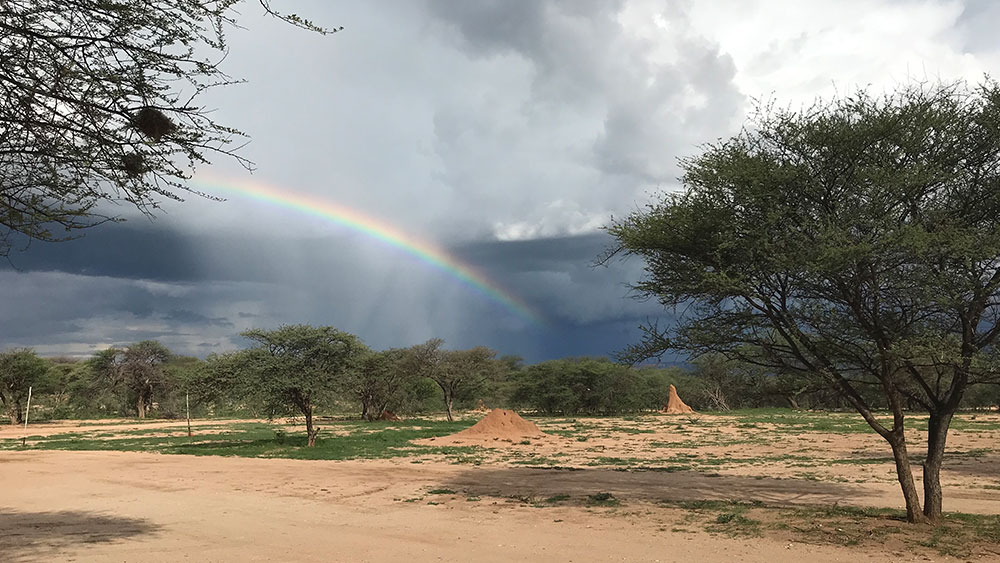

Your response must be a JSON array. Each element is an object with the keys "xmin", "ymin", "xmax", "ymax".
[
  {"xmin": 0, "ymin": 509, "xmax": 159, "ymax": 562},
  {"xmin": 434, "ymin": 466, "xmax": 873, "ymax": 507}
]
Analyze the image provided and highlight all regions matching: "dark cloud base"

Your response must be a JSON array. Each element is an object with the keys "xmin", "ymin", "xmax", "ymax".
[{"xmin": 0, "ymin": 223, "xmax": 669, "ymax": 363}]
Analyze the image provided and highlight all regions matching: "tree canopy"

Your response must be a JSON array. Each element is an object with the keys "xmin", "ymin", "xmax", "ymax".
[
  {"xmin": 220, "ymin": 325, "xmax": 365, "ymax": 446},
  {"xmin": 0, "ymin": 348, "xmax": 49, "ymax": 424},
  {"xmin": 410, "ymin": 339, "xmax": 500, "ymax": 422},
  {"xmin": 0, "ymin": 0, "xmax": 338, "ymax": 255},
  {"xmin": 608, "ymin": 79, "xmax": 1000, "ymax": 523},
  {"xmin": 90, "ymin": 340, "xmax": 172, "ymax": 419}
]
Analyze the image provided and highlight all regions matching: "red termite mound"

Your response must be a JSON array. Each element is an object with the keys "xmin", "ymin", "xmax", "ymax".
[
  {"xmin": 663, "ymin": 384, "xmax": 696, "ymax": 414},
  {"xmin": 435, "ymin": 409, "xmax": 547, "ymax": 443}
]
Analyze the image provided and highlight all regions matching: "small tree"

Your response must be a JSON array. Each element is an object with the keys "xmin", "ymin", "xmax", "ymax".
[
  {"xmin": 608, "ymin": 80, "xmax": 1000, "ymax": 523},
  {"xmin": 234, "ymin": 325, "xmax": 364, "ymax": 446},
  {"xmin": 91, "ymin": 341, "xmax": 172, "ymax": 419},
  {"xmin": 0, "ymin": 348, "xmax": 50, "ymax": 424},
  {"xmin": 350, "ymin": 349, "xmax": 410, "ymax": 421},
  {"xmin": 411, "ymin": 339, "xmax": 499, "ymax": 421}
]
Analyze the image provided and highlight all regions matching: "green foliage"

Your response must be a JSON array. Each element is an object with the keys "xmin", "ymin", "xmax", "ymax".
[
  {"xmin": 348, "ymin": 348, "xmax": 411, "ymax": 420},
  {"xmin": 209, "ymin": 325, "xmax": 366, "ymax": 445},
  {"xmin": 410, "ymin": 339, "xmax": 501, "ymax": 421},
  {"xmin": 608, "ymin": 79, "xmax": 1000, "ymax": 521},
  {"xmin": 224, "ymin": 325, "xmax": 364, "ymax": 414},
  {"xmin": 609, "ymin": 80, "xmax": 1000, "ymax": 409},
  {"xmin": 89, "ymin": 341, "xmax": 172, "ymax": 419},
  {"xmin": 0, "ymin": 348, "xmax": 51, "ymax": 424},
  {"xmin": 509, "ymin": 357, "xmax": 683, "ymax": 415}
]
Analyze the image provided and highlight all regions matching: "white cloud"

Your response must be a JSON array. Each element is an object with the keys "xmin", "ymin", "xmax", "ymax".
[{"xmin": 685, "ymin": 0, "xmax": 992, "ymax": 107}]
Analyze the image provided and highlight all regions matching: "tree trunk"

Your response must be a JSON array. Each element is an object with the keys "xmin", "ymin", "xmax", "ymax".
[
  {"xmin": 886, "ymin": 433, "xmax": 927, "ymax": 523},
  {"xmin": 361, "ymin": 401, "xmax": 369, "ymax": 422},
  {"xmin": 444, "ymin": 392, "xmax": 454, "ymax": 422},
  {"xmin": 137, "ymin": 396, "xmax": 146, "ymax": 419},
  {"xmin": 1, "ymin": 394, "xmax": 20, "ymax": 425},
  {"xmin": 304, "ymin": 408, "xmax": 319, "ymax": 447},
  {"xmin": 785, "ymin": 395, "xmax": 800, "ymax": 410},
  {"xmin": 923, "ymin": 411, "xmax": 952, "ymax": 523}
]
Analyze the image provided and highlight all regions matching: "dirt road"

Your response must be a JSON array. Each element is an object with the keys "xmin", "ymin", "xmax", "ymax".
[{"xmin": 1, "ymin": 450, "xmax": 989, "ymax": 562}]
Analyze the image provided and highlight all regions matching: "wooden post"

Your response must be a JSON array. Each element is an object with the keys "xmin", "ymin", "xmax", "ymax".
[
  {"xmin": 21, "ymin": 386, "xmax": 32, "ymax": 447},
  {"xmin": 186, "ymin": 393, "xmax": 192, "ymax": 437}
]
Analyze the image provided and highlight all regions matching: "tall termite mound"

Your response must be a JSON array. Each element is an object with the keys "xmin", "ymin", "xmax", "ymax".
[{"xmin": 663, "ymin": 384, "xmax": 695, "ymax": 414}]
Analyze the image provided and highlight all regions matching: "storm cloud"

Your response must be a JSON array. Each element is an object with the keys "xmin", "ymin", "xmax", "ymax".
[{"xmin": 3, "ymin": 0, "xmax": 998, "ymax": 361}]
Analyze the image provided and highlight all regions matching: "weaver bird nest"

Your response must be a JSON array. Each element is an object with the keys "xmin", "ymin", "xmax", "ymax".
[
  {"xmin": 121, "ymin": 153, "xmax": 146, "ymax": 177},
  {"xmin": 132, "ymin": 107, "xmax": 177, "ymax": 141}
]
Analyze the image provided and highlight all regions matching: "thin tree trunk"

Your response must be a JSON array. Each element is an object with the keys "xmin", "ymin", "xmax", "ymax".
[
  {"xmin": 137, "ymin": 396, "xmax": 146, "ymax": 419},
  {"xmin": 923, "ymin": 411, "xmax": 952, "ymax": 522},
  {"xmin": 444, "ymin": 392, "xmax": 454, "ymax": 422},
  {"xmin": 887, "ymin": 432, "xmax": 927, "ymax": 523},
  {"xmin": 304, "ymin": 407, "xmax": 318, "ymax": 447}
]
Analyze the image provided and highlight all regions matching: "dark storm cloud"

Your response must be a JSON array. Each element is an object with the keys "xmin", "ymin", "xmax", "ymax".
[
  {"xmin": 0, "ymin": 221, "xmax": 661, "ymax": 361},
  {"xmin": 7, "ymin": 1, "xmax": 991, "ymax": 362},
  {"xmin": 1, "ymin": 224, "xmax": 204, "ymax": 282},
  {"xmin": 451, "ymin": 232, "xmax": 660, "ymax": 326},
  {"xmin": 162, "ymin": 309, "xmax": 234, "ymax": 328}
]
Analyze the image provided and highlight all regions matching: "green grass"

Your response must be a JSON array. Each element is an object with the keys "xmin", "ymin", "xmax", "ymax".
[
  {"xmin": 586, "ymin": 492, "xmax": 620, "ymax": 507},
  {"xmin": 2, "ymin": 419, "xmax": 482, "ymax": 461}
]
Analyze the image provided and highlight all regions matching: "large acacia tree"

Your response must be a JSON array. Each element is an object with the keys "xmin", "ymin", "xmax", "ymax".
[
  {"xmin": 232, "ymin": 325, "xmax": 364, "ymax": 446},
  {"xmin": 0, "ymin": 1, "xmax": 339, "ymax": 255},
  {"xmin": 608, "ymin": 80, "xmax": 1000, "ymax": 524}
]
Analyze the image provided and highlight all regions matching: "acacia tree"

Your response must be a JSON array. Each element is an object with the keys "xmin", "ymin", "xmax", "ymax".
[
  {"xmin": 608, "ymin": 80, "xmax": 1000, "ymax": 524},
  {"xmin": 235, "ymin": 325, "xmax": 364, "ymax": 446},
  {"xmin": 350, "ymin": 348, "xmax": 410, "ymax": 421},
  {"xmin": 0, "ymin": 348, "xmax": 49, "ymax": 424},
  {"xmin": 410, "ymin": 339, "xmax": 499, "ymax": 421},
  {"xmin": 91, "ymin": 340, "xmax": 171, "ymax": 419},
  {"xmin": 0, "ymin": 1, "xmax": 339, "ymax": 256}
]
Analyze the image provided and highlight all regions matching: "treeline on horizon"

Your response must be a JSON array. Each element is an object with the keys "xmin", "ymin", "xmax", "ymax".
[{"xmin": 2, "ymin": 323, "xmax": 999, "ymax": 428}]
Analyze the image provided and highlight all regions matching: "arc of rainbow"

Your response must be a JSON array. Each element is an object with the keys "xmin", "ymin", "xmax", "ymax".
[{"xmin": 192, "ymin": 174, "xmax": 543, "ymax": 324}]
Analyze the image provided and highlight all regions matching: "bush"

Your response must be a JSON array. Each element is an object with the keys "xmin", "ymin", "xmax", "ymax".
[{"xmin": 510, "ymin": 358, "xmax": 684, "ymax": 415}]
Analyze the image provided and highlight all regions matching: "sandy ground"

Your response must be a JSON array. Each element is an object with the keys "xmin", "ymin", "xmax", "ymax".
[
  {"xmin": 0, "ymin": 450, "xmax": 963, "ymax": 563},
  {"xmin": 1, "ymin": 413, "xmax": 998, "ymax": 562}
]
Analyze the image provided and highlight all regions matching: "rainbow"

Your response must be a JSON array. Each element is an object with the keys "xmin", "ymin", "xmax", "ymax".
[{"xmin": 191, "ymin": 173, "xmax": 543, "ymax": 323}]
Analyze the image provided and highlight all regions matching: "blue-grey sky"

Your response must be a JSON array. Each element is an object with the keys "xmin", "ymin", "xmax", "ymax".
[{"xmin": 2, "ymin": 0, "xmax": 998, "ymax": 361}]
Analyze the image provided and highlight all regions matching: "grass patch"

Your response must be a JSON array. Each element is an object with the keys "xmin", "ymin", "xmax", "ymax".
[
  {"xmin": 586, "ymin": 492, "xmax": 620, "ymax": 507},
  {"xmin": 3, "ymin": 419, "xmax": 481, "ymax": 461},
  {"xmin": 659, "ymin": 498, "xmax": 1000, "ymax": 558}
]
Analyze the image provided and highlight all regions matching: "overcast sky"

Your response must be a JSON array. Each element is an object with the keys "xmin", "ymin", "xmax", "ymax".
[{"xmin": 3, "ymin": 0, "xmax": 999, "ymax": 362}]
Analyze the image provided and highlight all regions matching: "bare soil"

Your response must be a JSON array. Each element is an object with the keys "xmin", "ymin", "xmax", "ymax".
[{"xmin": 1, "ymin": 412, "xmax": 999, "ymax": 562}]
